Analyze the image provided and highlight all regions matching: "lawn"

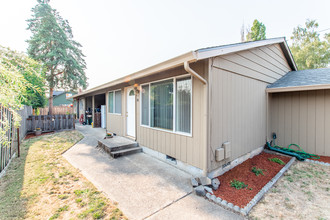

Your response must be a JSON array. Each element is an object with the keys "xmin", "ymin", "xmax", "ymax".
[
  {"xmin": 249, "ymin": 161, "xmax": 330, "ymax": 219},
  {"xmin": 0, "ymin": 130, "xmax": 126, "ymax": 220}
]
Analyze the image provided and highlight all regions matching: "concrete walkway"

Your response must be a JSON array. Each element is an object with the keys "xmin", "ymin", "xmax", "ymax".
[{"xmin": 63, "ymin": 124, "xmax": 244, "ymax": 220}]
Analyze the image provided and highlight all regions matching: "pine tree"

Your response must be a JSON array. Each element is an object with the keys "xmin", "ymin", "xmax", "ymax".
[
  {"xmin": 26, "ymin": 0, "xmax": 87, "ymax": 114},
  {"xmin": 246, "ymin": 19, "xmax": 266, "ymax": 41}
]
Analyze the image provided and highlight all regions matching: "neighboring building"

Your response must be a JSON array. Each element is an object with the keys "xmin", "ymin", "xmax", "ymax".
[
  {"xmin": 72, "ymin": 37, "xmax": 304, "ymax": 177},
  {"xmin": 50, "ymin": 91, "xmax": 77, "ymax": 106}
]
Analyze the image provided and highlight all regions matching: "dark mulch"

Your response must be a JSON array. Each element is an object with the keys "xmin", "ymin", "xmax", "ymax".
[
  {"xmin": 310, "ymin": 155, "xmax": 330, "ymax": 164},
  {"xmin": 24, "ymin": 131, "xmax": 55, "ymax": 140},
  {"xmin": 213, "ymin": 152, "xmax": 291, "ymax": 208}
]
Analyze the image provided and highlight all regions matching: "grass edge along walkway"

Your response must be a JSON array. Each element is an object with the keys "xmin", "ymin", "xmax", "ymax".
[{"xmin": 0, "ymin": 130, "xmax": 126, "ymax": 220}]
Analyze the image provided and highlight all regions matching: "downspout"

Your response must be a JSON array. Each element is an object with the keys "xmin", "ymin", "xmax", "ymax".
[{"xmin": 184, "ymin": 61, "xmax": 209, "ymax": 177}]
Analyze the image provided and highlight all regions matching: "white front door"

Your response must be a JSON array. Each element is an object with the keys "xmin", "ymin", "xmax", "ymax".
[{"xmin": 126, "ymin": 87, "xmax": 135, "ymax": 137}]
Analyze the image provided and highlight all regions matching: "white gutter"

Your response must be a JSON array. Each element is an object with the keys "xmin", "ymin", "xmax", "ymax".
[
  {"xmin": 266, "ymin": 84, "xmax": 330, "ymax": 93},
  {"xmin": 184, "ymin": 61, "xmax": 208, "ymax": 177}
]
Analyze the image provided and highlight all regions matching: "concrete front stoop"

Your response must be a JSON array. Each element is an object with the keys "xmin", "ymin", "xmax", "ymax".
[{"xmin": 98, "ymin": 136, "xmax": 142, "ymax": 158}]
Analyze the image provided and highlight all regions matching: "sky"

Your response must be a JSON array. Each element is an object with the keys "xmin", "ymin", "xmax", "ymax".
[{"xmin": 0, "ymin": 0, "xmax": 329, "ymax": 90}]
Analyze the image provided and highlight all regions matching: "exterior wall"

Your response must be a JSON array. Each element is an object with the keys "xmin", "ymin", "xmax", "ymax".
[
  {"xmin": 78, "ymin": 98, "xmax": 85, "ymax": 120},
  {"xmin": 106, "ymin": 88, "xmax": 125, "ymax": 136},
  {"xmin": 270, "ymin": 90, "xmax": 330, "ymax": 156},
  {"xmin": 209, "ymin": 43, "xmax": 292, "ymax": 171},
  {"xmin": 136, "ymin": 61, "xmax": 208, "ymax": 170},
  {"xmin": 53, "ymin": 92, "xmax": 76, "ymax": 106}
]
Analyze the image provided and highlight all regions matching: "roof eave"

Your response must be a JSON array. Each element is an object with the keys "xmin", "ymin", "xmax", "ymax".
[
  {"xmin": 72, "ymin": 51, "xmax": 197, "ymax": 99},
  {"xmin": 195, "ymin": 37, "xmax": 286, "ymax": 60},
  {"xmin": 266, "ymin": 84, "xmax": 330, "ymax": 93}
]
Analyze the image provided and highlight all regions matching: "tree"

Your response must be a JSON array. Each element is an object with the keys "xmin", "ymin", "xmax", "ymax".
[
  {"xmin": 290, "ymin": 19, "xmax": 330, "ymax": 70},
  {"xmin": 1, "ymin": 46, "xmax": 47, "ymax": 109},
  {"xmin": 0, "ymin": 45, "xmax": 45, "ymax": 110},
  {"xmin": 26, "ymin": 0, "xmax": 87, "ymax": 115},
  {"xmin": 246, "ymin": 19, "xmax": 266, "ymax": 41},
  {"xmin": 0, "ymin": 45, "xmax": 45, "ymax": 146}
]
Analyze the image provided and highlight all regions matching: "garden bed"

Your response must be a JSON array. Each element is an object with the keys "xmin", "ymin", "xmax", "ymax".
[
  {"xmin": 213, "ymin": 152, "xmax": 291, "ymax": 208},
  {"xmin": 24, "ymin": 131, "xmax": 54, "ymax": 139},
  {"xmin": 310, "ymin": 155, "xmax": 330, "ymax": 164}
]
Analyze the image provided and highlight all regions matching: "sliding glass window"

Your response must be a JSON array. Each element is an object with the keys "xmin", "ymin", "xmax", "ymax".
[
  {"xmin": 108, "ymin": 92, "xmax": 114, "ymax": 113},
  {"xmin": 150, "ymin": 79, "xmax": 173, "ymax": 130},
  {"xmin": 108, "ymin": 90, "xmax": 121, "ymax": 114},
  {"xmin": 141, "ymin": 85, "xmax": 149, "ymax": 126},
  {"xmin": 141, "ymin": 76, "xmax": 192, "ymax": 135},
  {"xmin": 176, "ymin": 77, "xmax": 191, "ymax": 133}
]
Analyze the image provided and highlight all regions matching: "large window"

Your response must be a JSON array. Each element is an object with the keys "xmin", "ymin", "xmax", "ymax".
[
  {"xmin": 108, "ymin": 90, "xmax": 121, "ymax": 114},
  {"xmin": 141, "ymin": 76, "xmax": 192, "ymax": 134},
  {"xmin": 150, "ymin": 79, "xmax": 173, "ymax": 130}
]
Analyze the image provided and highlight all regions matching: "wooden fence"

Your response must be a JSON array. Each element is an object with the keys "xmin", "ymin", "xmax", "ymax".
[
  {"xmin": 36, "ymin": 106, "xmax": 74, "ymax": 115},
  {"xmin": 26, "ymin": 114, "xmax": 75, "ymax": 132},
  {"xmin": 0, "ymin": 105, "xmax": 16, "ymax": 174}
]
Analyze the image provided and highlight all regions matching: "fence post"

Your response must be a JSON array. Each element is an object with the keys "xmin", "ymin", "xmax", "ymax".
[{"xmin": 17, "ymin": 128, "xmax": 20, "ymax": 157}]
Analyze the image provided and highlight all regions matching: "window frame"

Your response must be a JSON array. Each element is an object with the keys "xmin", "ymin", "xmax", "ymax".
[
  {"xmin": 140, "ymin": 74, "xmax": 193, "ymax": 137},
  {"xmin": 108, "ymin": 89, "xmax": 122, "ymax": 115}
]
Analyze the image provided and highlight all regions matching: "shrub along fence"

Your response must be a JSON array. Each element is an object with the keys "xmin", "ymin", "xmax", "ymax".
[{"xmin": 26, "ymin": 114, "xmax": 75, "ymax": 133}]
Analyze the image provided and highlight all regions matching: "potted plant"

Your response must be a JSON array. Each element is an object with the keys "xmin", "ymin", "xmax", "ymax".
[
  {"xmin": 105, "ymin": 132, "xmax": 113, "ymax": 139},
  {"xmin": 35, "ymin": 127, "xmax": 42, "ymax": 136}
]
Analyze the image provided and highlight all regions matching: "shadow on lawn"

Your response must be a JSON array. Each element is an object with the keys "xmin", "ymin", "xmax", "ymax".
[{"xmin": 0, "ymin": 137, "xmax": 32, "ymax": 219}]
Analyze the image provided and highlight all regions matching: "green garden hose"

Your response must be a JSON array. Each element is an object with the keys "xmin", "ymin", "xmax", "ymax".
[{"xmin": 272, "ymin": 143, "xmax": 320, "ymax": 160}]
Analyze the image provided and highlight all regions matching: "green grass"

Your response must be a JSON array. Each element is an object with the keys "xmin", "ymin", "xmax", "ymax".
[
  {"xmin": 230, "ymin": 179, "xmax": 248, "ymax": 189},
  {"xmin": 268, "ymin": 157, "xmax": 286, "ymax": 165},
  {"xmin": 0, "ymin": 131, "xmax": 126, "ymax": 220}
]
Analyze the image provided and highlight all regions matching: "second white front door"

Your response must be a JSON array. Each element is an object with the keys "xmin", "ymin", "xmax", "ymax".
[{"xmin": 126, "ymin": 87, "xmax": 135, "ymax": 137}]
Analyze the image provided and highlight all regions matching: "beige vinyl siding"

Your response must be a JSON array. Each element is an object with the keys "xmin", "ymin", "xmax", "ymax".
[
  {"xmin": 208, "ymin": 43, "xmax": 292, "ymax": 171},
  {"xmin": 270, "ymin": 90, "xmax": 330, "ymax": 156},
  {"xmin": 106, "ymin": 89, "xmax": 125, "ymax": 136},
  {"xmin": 136, "ymin": 61, "xmax": 207, "ymax": 169},
  {"xmin": 212, "ymin": 43, "xmax": 291, "ymax": 84},
  {"xmin": 209, "ymin": 67, "xmax": 268, "ymax": 170}
]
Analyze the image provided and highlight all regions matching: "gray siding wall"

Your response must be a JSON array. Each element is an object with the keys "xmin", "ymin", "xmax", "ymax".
[
  {"xmin": 209, "ymin": 43, "xmax": 292, "ymax": 171},
  {"xmin": 270, "ymin": 90, "xmax": 330, "ymax": 156}
]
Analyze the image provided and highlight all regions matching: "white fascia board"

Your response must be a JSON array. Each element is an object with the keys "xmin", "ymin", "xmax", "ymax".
[
  {"xmin": 72, "ymin": 51, "xmax": 197, "ymax": 99},
  {"xmin": 266, "ymin": 84, "xmax": 330, "ymax": 93},
  {"xmin": 195, "ymin": 37, "xmax": 285, "ymax": 60}
]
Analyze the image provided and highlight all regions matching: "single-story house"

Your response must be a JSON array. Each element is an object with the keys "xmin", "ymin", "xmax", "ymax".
[
  {"xmin": 49, "ymin": 91, "xmax": 77, "ymax": 106},
  {"xmin": 72, "ymin": 37, "xmax": 328, "ymax": 178}
]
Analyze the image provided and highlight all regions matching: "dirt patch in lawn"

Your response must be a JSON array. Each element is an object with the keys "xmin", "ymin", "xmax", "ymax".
[
  {"xmin": 249, "ymin": 162, "xmax": 330, "ymax": 219},
  {"xmin": 310, "ymin": 155, "xmax": 330, "ymax": 164},
  {"xmin": 214, "ymin": 152, "xmax": 291, "ymax": 208},
  {"xmin": 24, "ymin": 131, "xmax": 55, "ymax": 139}
]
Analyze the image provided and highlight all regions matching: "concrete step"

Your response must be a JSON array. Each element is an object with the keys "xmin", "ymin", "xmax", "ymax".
[
  {"xmin": 110, "ymin": 147, "xmax": 143, "ymax": 158},
  {"xmin": 98, "ymin": 140, "xmax": 139, "ymax": 153}
]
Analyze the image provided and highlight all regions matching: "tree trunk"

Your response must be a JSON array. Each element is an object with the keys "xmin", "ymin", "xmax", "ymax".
[{"xmin": 49, "ymin": 87, "xmax": 54, "ymax": 115}]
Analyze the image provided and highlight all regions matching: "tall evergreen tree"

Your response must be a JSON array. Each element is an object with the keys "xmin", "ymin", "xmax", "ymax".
[
  {"xmin": 26, "ymin": 0, "xmax": 87, "ymax": 114},
  {"xmin": 246, "ymin": 19, "xmax": 266, "ymax": 41},
  {"xmin": 290, "ymin": 19, "xmax": 330, "ymax": 70}
]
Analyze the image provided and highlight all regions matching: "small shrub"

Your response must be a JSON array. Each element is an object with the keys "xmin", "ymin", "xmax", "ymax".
[
  {"xmin": 252, "ymin": 167, "xmax": 266, "ymax": 176},
  {"xmin": 269, "ymin": 157, "xmax": 286, "ymax": 165},
  {"xmin": 230, "ymin": 179, "xmax": 248, "ymax": 189}
]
